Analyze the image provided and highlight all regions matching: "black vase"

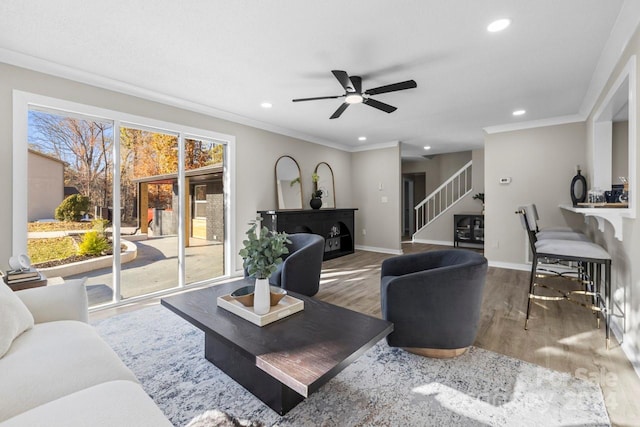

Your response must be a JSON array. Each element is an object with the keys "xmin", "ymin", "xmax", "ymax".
[
  {"xmin": 310, "ymin": 198, "xmax": 322, "ymax": 209},
  {"xmin": 570, "ymin": 169, "xmax": 587, "ymax": 206}
]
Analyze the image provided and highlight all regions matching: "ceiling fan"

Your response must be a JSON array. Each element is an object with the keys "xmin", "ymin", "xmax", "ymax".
[{"xmin": 292, "ymin": 70, "xmax": 417, "ymax": 119}]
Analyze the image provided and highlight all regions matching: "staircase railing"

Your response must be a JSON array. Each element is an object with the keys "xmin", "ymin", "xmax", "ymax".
[{"xmin": 414, "ymin": 160, "xmax": 473, "ymax": 234}]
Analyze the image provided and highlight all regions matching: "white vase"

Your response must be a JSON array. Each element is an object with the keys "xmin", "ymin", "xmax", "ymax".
[{"xmin": 253, "ymin": 278, "xmax": 271, "ymax": 315}]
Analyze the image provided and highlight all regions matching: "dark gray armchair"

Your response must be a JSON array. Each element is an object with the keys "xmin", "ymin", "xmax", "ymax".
[
  {"xmin": 380, "ymin": 249, "xmax": 488, "ymax": 358},
  {"xmin": 269, "ymin": 233, "xmax": 325, "ymax": 296}
]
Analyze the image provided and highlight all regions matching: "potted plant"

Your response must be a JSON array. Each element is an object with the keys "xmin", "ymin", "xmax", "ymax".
[
  {"xmin": 310, "ymin": 173, "xmax": 323, "ymax": 209},
  {"xmin": 473, "ymin": 193, "xmax": 485, "ymax": 214},
  {"xmin": 239, "ymin": 218, "xmax": 290, "ymax": 314}
]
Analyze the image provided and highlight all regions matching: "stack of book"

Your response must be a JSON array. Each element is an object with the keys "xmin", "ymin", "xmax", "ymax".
[{"xmin": 3, "ymin": 268, "xmax": 42, "ymax": 285}]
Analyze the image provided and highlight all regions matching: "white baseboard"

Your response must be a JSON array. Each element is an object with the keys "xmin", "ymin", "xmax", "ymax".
[
  {"xmin": 411, "ymin": 238, "xmax": 454, "ymax": 246},
  {"xmin": 355, "ymin": 245, "xmax": 403, "ymax": 255},
  {"xmin": 611, "ymin": 316, "xmax": 640, "ymax": 381},
  {"xmin": 487, "ymin": 260, "xmax": 531, "ymax": 271}
]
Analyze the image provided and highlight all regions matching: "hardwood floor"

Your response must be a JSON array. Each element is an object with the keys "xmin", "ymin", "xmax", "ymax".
[{"xmin": 91, "ymin": 242, "xmax": 640, "ymax": 426}]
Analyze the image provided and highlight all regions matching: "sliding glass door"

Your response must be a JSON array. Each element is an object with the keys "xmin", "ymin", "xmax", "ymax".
[
  {"xmin": 119, "ymin": 127, "xmax": 181, "ymax": 299},
  {"xmin": 184, "ymin": 138, "xmax": 226, "ymax": 284},
  {"xmin": 21, "ymin": 96, "xmax": 233, "ymax": 308}
]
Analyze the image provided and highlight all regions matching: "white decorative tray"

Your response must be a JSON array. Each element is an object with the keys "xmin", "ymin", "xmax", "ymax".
[{"xmin": 217, "ymin": 294, "xmax": 304, "ymax": 327}]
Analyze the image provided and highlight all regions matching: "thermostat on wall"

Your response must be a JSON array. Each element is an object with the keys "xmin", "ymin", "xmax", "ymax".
[{"xmin": 499, "ymin": 177, "xmax": 511, "ymax": 184}]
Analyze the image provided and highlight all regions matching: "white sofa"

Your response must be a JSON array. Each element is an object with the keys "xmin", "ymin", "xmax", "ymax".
[{"xmin": 0, "ymin": 281, "xmax": 171, "ymax": 427}]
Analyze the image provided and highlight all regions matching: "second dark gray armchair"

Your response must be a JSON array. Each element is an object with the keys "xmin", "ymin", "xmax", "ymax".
[
  {"xmin": 269, "ymin": 233, "xmax": 325, "ymax": 296},
  {"xmin": 380, "ymin": 249, "xmax": 488, "ymax": 358}
]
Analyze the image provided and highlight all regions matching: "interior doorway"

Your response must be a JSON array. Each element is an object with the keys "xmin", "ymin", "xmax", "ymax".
[{"xmin": 401, "ymin": 172, "xmax": 426, "ymax": 240}]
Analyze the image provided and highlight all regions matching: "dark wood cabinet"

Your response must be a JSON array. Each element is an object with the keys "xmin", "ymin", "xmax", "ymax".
[
  {"xmin": 453, "ymin": 214, "xmax": 484, "ymax": 247},
  {"xmin": 258, "ymin": 209, "xmax": 357, "ymax": 260}
]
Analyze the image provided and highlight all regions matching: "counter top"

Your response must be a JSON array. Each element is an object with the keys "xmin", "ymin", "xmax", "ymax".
[{"xmin": 560, "ymin": 203, "xmax": 634, "ymax": 241}]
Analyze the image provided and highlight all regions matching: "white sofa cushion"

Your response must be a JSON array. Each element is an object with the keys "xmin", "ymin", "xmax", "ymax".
[
  {"xmin": 16, "ymin": 279, "xmax": 89, "ymax": 324},
  {"xmin": 0, "ymin": 283, "xmax": 34, "ymax": 358},
  {"xmin": 0, "ymin": 380, "xmax": 172, "ymax": 427},
  {"xmin": 0, "ymin": 321, "xmax": 138, "ymax": 422}
]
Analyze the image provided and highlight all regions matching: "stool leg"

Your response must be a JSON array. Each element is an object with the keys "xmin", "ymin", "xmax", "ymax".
[
  {"xmin": 595, "ymin": 263, "xmax": 601, "ymax": 328},
  {"xmin": 605, "ymin": 260, "xmax": 612, "ymax": 350},
  {"xmin": 525, "ymin": 256, "xmax": 537, "ymax": 330}
]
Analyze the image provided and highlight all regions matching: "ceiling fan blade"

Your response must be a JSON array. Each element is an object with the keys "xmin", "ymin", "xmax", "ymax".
[
  {"xmin": 364, "ymin": 80, "xmax": 417, "ymax": 95},
  {"xmin": 363, "ymin": 97, "xmax": 397, "ymax": 113},
  {"xmin": 350, "ymin": 76, "xmax": 362, "ymax": 94},
  {"xmin": 330, "ymin": 103, "xmax": 350, "ymax": 119},
  {"xmin": 332, "ymin": 70, "xmax": 353, "ymax": 92},
  {"xmin": 292, "ymin": 95, "xmax": 343, "ymax": 102}
]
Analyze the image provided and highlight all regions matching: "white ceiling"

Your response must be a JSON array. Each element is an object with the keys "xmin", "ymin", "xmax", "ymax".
[{"xmin": 0, "ymin": 1, "xmax": 630, "ymax": 158}]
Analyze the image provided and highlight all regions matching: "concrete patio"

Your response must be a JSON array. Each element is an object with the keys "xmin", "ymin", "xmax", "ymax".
[{"xmin": 64, "ymin": 235, "xmax": 224, "ymax": 306}]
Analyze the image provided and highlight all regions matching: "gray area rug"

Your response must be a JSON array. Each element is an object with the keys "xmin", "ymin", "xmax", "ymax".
[{"xmin": 93, "ymin": 305, "xmax": 610, "ymax": 426}]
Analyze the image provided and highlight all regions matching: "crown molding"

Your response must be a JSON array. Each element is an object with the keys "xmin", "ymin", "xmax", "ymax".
[
  {"xmin": 349, "ymin": 140, "xmax": 399, "ymax": 152},
  {"xmin": 483, "ymin": 114, "xmax": 584, "ymax": 135},
  {"xmin": 0, "ymin": 47, "xmax": 356, "ymax": 153}
]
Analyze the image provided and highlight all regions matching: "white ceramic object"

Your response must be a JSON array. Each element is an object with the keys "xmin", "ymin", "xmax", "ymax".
[
  {"xmin": 9, "ymin": 254, "xmax": 31, "ymax": 271},
  {"xmin": 253, "ymin": 278, "xmax": 271, "ymax": 315}
]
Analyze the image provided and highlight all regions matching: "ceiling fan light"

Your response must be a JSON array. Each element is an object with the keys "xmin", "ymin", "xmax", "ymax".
[{"xmin": 345, "ymin": 94, "xmax": 363, "ymax": 104}]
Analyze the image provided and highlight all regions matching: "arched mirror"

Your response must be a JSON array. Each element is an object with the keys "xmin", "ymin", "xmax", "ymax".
[
  {"xmin": 275, "ymin": 155, "xmax": 303, "ymax": 210},
  {"xmin": 314, "ymin": 162, "xmax": 336, "ymax": 208}
]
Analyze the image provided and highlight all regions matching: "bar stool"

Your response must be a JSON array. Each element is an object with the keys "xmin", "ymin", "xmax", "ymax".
[
  {"xmin": 523, "ymin": 204, "xmax": 590, "ymax": 242},
  {"xmin": 521, "ymin": 204, "xmax": 592, "ymax": 283},
  {"xmin": 515, "ymin": 207, "xmax": 612, "ymax": 348}
]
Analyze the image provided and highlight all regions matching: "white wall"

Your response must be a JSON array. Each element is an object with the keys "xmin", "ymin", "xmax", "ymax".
[
  {"xmin": 0, "ymin": 62, "xmax": 354, "ymax": 273},
  {"xmin": 484, "ymin": 122, "xmax": 587, "ymax": 267},
  {"xmin": 351, "ymin": 145, "xmax": 402, "ymax": 254},
  {"xmin": 584, "ymin": 24, "xmax": 640, "ymax": 374}
]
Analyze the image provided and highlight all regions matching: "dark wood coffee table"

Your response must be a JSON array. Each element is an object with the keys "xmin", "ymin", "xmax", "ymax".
[{"xmin": 161, "ymin": 280, "xmax": 392, "ymax": 415}]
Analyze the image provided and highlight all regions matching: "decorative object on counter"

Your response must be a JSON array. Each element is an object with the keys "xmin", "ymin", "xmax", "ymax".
[
  {"xmin": 587, "ymin": 188, "xmax": 606, "ymax": 204},
  {"xmin": 275, "ymin": 155, "xmax": 303, "ymax": 210},
  {"xmin": 310, "ymin": 172, "xmax": 323, "ymax": 209},
  {"xmin": 239, "ymin": 217, "xmax": 291, "ymax": 315},
  {"xmin": 570, "ymin": 166, "xmax": 587, "ymax": 206},
  {"xmin": 314, "ymin": 162, "xmax": 336, "ymax": 208},
  {"xmin": 472, "ymin": 192, "xmax": 485, "ymax": 214},
  {"xmin": 618, "ymin": 177, "xmax": 629, "ymax": 203}
]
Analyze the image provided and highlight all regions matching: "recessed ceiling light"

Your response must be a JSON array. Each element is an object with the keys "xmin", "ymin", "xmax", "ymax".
[
  {"xmin": 260, "ymin": 102, "xmax": 272, "ymax": 108},
  {"xmin": 423, "ymin": 146, "xmax": 431, "ymax": 150},
  {"xmin": 512, "ymin": 109, "xmax": 526, "ymax": 116},
  {"xmin": 487, "ymin": 18, "xmax": 511, "ymax": 33},
  {"xmin": 358, "ymin": 136, "xmax": 367, "ymax": 141}
]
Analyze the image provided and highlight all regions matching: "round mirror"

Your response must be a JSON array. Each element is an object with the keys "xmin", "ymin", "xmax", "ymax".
[
  {"xmin": 314, "ymin": 162, "xmax": 336, "ymax": 209},
  {"xmin": 275, "ymin": 156, "xmax": 303, "ymax": 209}
]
